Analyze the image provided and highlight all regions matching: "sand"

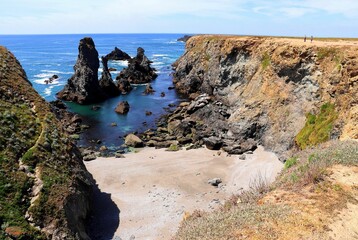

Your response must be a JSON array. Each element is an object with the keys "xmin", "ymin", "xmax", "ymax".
[{"xmin": 84, "ymin": 146, "xmax": 283, "ymax": 240}]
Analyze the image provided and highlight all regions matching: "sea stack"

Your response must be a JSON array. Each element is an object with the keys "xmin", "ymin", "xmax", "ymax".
[
  {"xmin": 116, "ymin": 47, "xmax": 157, "ymax": 84},
  {"xmin": 56, "ymin": 37, "xmax": 106, "ymax": 104},
  {"xmin": 99, "ymin": 56, "xmax": 120, "ymax": 97},
  {"xmin": 104, "ymin": 47, "xmax": 131, "ymax": 61}
]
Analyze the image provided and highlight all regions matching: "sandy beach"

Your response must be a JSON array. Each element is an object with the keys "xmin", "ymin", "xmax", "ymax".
[{"xmin": 85, "ymin": 146, "xmax": 283, "ymax": 240}]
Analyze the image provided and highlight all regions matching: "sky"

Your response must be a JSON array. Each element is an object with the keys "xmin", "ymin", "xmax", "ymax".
[{"xmin": 1, "ymin": 0, "xmax": 358, "ymax": 37}]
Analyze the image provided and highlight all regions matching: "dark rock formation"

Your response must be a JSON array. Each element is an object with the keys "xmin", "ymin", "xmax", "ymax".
[
  {"xmin": 116, "ymin": 47, "xmax": 157, "ymax": 84},
  {"xmin": 204, "ymin": 136, "xmax": 223, "ymax": 150},
  {"xmin": 104, "ymin": 47, "xmax": 131, "ymax": 61},
  {"xmin": 99, "ymin": 56, "xmax": 120, "ymax": 97},
  {"xmin": 115, "ymin": 101, "xmax": 130, "ymax": 114},
  {"xmin": 57, "ymin": 37, "xmax": 106, "ymax": 104},
  {"xmin": 117, "ymin": 79, "xmax": 132, "ymax": 94},
  {"xmin": 177, "ymin": 35, "xmax": 193, "ymax": 42}
]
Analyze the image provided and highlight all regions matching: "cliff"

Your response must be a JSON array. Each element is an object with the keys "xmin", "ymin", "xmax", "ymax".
[
  {"xmin": 0, "ymin": 47, "xmax": 93, "ymax": 239},
  {"xmin": 172, "ymin": 36, "xmax": 358, "ymax": 158}
]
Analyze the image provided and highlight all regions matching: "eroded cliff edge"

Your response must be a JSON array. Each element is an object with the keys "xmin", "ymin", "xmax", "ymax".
[
  {"xmin": 0, "ymin": 46, "xmax": 93, "ymax": 239},
  {"xmin": 172, "ymin": 36, "xmax": 358, "ymax": 158}
]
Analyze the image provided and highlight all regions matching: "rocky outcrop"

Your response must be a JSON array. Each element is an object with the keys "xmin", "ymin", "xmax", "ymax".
[
  {"xmin": 0, "ymin": 46, "xmax": 93, "ymax": 239},
  {"xmin": 171, "ymin": 36, "xmax": 358, "ymax": 159},
  {"xmin": 115, "ymin": 101, "xmax": 130, "ymax": 114},
  {"xmin": 177, "ymin": 35, "xmax": 193, "ymax": 42},
  {"xmin": 104, "ymin": 47, "xmax": 131, "ymax": 61},
  {"xmin": 57, "ymin": 37, "xmax": 106, "ymax": 104},
  {"xmin": 99, "ymin": 56, "xmax": 120, "ymax": 97},
  {"xmin": 116, "ymin": 47, "xmax": 157, "ymax": 84}
]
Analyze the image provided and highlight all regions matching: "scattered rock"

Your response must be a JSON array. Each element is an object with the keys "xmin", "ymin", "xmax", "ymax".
[
  {"xmin": 143, "ymin": 83, "xmax": 155, "ymax": 95},
  {"xmin": 83, "ymin": 154, "xmax": 96, "ymax": 161},
  {"xmin": 111, "ymin": 122, "xmax": 118, "ymax": 127},
  {"xmin": 91, "ymin": 105, "xmax": 101, "ymax": 111},
  {"xmin": 160, "ymin": 92, "xmax": 165, "ymax": 97},
  {"xmin": 99, "ymin": 145, "xmax": 108, "ymax": 151},
  {"xmin": 115, "ymin": 101, "xmax": 130, "ymax": 114},
  {"xmin": 145, "ymin": 111, "xmax": 152, "ymax": 116},
  {"xmin": 204, "ymin": 136, "xmax": 223, "ymax": 150},
  {"xmin": 125, "ymin": 134, "xmax": 144, "ymax": 147},
  {"xmin": 115, "ymin": 153, "xmax": 125, "ymax": 158},
  {"xmin": 208, "ymin": 178, "xmax": 222, "ymax": 187}
]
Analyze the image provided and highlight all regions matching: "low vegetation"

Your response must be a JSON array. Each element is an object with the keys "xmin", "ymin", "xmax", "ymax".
[
  {"xmin": 261, "ymin": 52, "xmax": 271, "ymax": 70},
  {"xmin": 175, "ymin": 140, "xmax": 358, "ymax": 239},
  {"xmin": 295, "ymin": 103, "xmax": 337, "ymax": 149}
]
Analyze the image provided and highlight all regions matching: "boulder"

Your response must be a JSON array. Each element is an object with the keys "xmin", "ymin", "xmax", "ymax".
[
  {"xmin": 99, "ymin": 56, "xmax": 120, "ymax": 97},
  {"xmin": 204, "ymin": 136, "xmax": 223, "ymax": 150},
  {"xmin": 143, "ymin": 83, "xmax": 155, "ymax": 95},
  {"xmin": 56, "ymin": 37, "xmax": 106, "ymax": 104},
  {"xmin": 222, "ymin": 139, "xmax": 257, "ymax": 155},
  {"xmin": 116, "ymin": 47, "xmax": 157, "ymax": 84},
  {"xmin": 125, "ymin": 134, "xmax": 144, "ymax": 147},
  {"xmin": 104, "ymin": 47, "xmax": 131, "ymax": 61},
  {"xmin": 208, "ymin": 178, "xmax": 222, "ymax": 187},
  {"xmin": 115, "ymin": 101, "xmax": 130, "ymax": 114}
]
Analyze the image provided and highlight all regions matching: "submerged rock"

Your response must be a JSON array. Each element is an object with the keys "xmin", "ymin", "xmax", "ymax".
[{"xmin": 116, "ymin": 47, "xmax": 157, "ymax": 84}]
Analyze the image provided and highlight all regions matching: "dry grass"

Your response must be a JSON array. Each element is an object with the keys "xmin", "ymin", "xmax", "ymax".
[{"xmin": 174, "ymin": 140, "xmax": 358, "ymax": 239}]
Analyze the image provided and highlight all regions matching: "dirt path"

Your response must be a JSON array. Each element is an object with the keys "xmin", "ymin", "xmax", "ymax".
[{"xmin": 85, "ymin": 146, "xmax": 283, "ymax": 239}]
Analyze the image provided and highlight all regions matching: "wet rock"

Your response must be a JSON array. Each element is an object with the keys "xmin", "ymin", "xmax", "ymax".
[
  {"xmin": 115, "ymin": 101, "xmax": 130, "ymax": 114},
  {"xmin": 143, "ymin": 83, "xmax": 155, "ymax": 95},
  {"xmin": 104, "ymin": 47, "xmax": 131, "ymax": 61},
  {"xmin": 57, "ymin": 37, "xmax": 106, "ymax": 104},
  {"xmin": 116, "ymin": 47, "xmax": 157, "ymax": 84},
  {"xmin": 160, "ymin": 92, "xmax": 165, "ymax": 97},
  {"xmin": 117, "ymin": 78, "xmax": 132, "ymax": 94},
  {"xmin": 145, "ymin": 111, "xmax": 152, "ymax": 116},
  {"xmin": 99, "ymin": 56, "xmax": 120, "ymax": 97},
  {"xmin": 91, "ymin": 105, "xmax": 101, "ymax": 111}
]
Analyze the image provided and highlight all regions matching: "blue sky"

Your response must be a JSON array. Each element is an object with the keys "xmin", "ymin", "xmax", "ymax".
[{"xmin": 1, "ymin": 0, "xmax": 358, "ymax": 37}]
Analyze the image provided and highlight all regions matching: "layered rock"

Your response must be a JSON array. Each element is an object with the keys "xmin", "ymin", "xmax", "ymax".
[
  {"xmin": 104, "ymin": 47, "xmax": 131, "ymax": 61},
  {"xmin": 0, "ymin": 46, "xmax": 93, "ymax": 239},
  {"xmin": 99, "ymin": 56, "xmax": 120, "ymax": 97},
  {"xmin": 171, "ymin": 36, "xmax": 358, "ymax": 158},
  {"xmin": 116, "ymin": 47, "xmax": 157, "ymax": 84}
]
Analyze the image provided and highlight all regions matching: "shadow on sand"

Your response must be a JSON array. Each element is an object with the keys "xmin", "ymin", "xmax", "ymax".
[{"xmin": 87, "ymin": 183, "xmax": 120, "ymax": 240}]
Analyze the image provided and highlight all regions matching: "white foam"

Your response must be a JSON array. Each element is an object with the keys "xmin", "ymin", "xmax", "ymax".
[
  {"xmin": 34, "ymin": 78, "xmax": 61, "ymax": 85},
  {"xmin": 111, "ymin": 60, "xmax": 129, "ymax": 67},
  {"xmin": 152, "ymin": 54, "xmax": 169, "ymax": 57},
  {"xmin": 152, "ymin": 62, "xmax": 164, "ymax": 66}
]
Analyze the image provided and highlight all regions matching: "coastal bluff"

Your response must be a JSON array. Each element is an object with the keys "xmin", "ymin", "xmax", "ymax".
[
  {"xmin": 172, "ymin": 35, "xmax": 358, "ymax": 159},
  {"xmin": 0, "ymin": 46, "xmax": 93, "ymax": 239}
]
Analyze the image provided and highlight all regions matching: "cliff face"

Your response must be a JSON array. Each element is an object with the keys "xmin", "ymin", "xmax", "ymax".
[
  {"xmin": 173, "ymin": 36, "xmax": 358, "ymax": 158},
  {"xmin": 0, "ymin": 47, "xmax": 93, "ymax": 239}
]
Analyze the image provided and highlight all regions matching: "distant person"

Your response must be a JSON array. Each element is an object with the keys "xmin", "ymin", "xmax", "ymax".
[
  {"xmin": 311, "ymin": 36, "xmax": 313, "ymax": 43},
  {"xmin": 304, "ymin": 35, "xmax": 306, "ymax": 42}
]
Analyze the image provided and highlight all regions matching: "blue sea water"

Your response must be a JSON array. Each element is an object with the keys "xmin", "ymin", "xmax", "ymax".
[{"xmin": 0, "ymin": 34, "xmax": 186, "ymax": 149}]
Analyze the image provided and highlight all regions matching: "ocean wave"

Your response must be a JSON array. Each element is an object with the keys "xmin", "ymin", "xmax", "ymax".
[
  {"xmin": 166, "ymin": 41, "xmax": 178, "ymax": 44},
  {"xmin": 111, "ymin": 60, "xmax": 129, "ymax": 67},
  {"xmin": 34, "ymin": 78, "xmax": 61, "ymax": 85},
  {"xmin": 152, "ymin": 54, "xmax": 169, "ymax": 57},
  {"xmin": 152, "ymin": 62, "xmax": 164, "ymax": 66}
]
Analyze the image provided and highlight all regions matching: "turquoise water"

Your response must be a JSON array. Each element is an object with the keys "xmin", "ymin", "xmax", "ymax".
[{"xmin": 0, "ymin": 34, "xmax": 186, "ymax": 148}]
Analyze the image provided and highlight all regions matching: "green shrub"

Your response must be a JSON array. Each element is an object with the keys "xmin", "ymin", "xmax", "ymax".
[
  {"xmin": 261, "ymin": 52, "xmax": 271, "ymax": 70},
  {"xmin": 284, "ymin": 157, "xmax": 297, "ymax": 169},
  {"xmin": 295, "ymin": 103, "xmax": 337, "ymax": 149}
]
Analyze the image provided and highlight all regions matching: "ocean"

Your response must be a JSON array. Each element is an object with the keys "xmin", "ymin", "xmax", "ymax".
[{"xmin": 0, "ymin": 34, "xmax": 186, "ymax": 149}]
